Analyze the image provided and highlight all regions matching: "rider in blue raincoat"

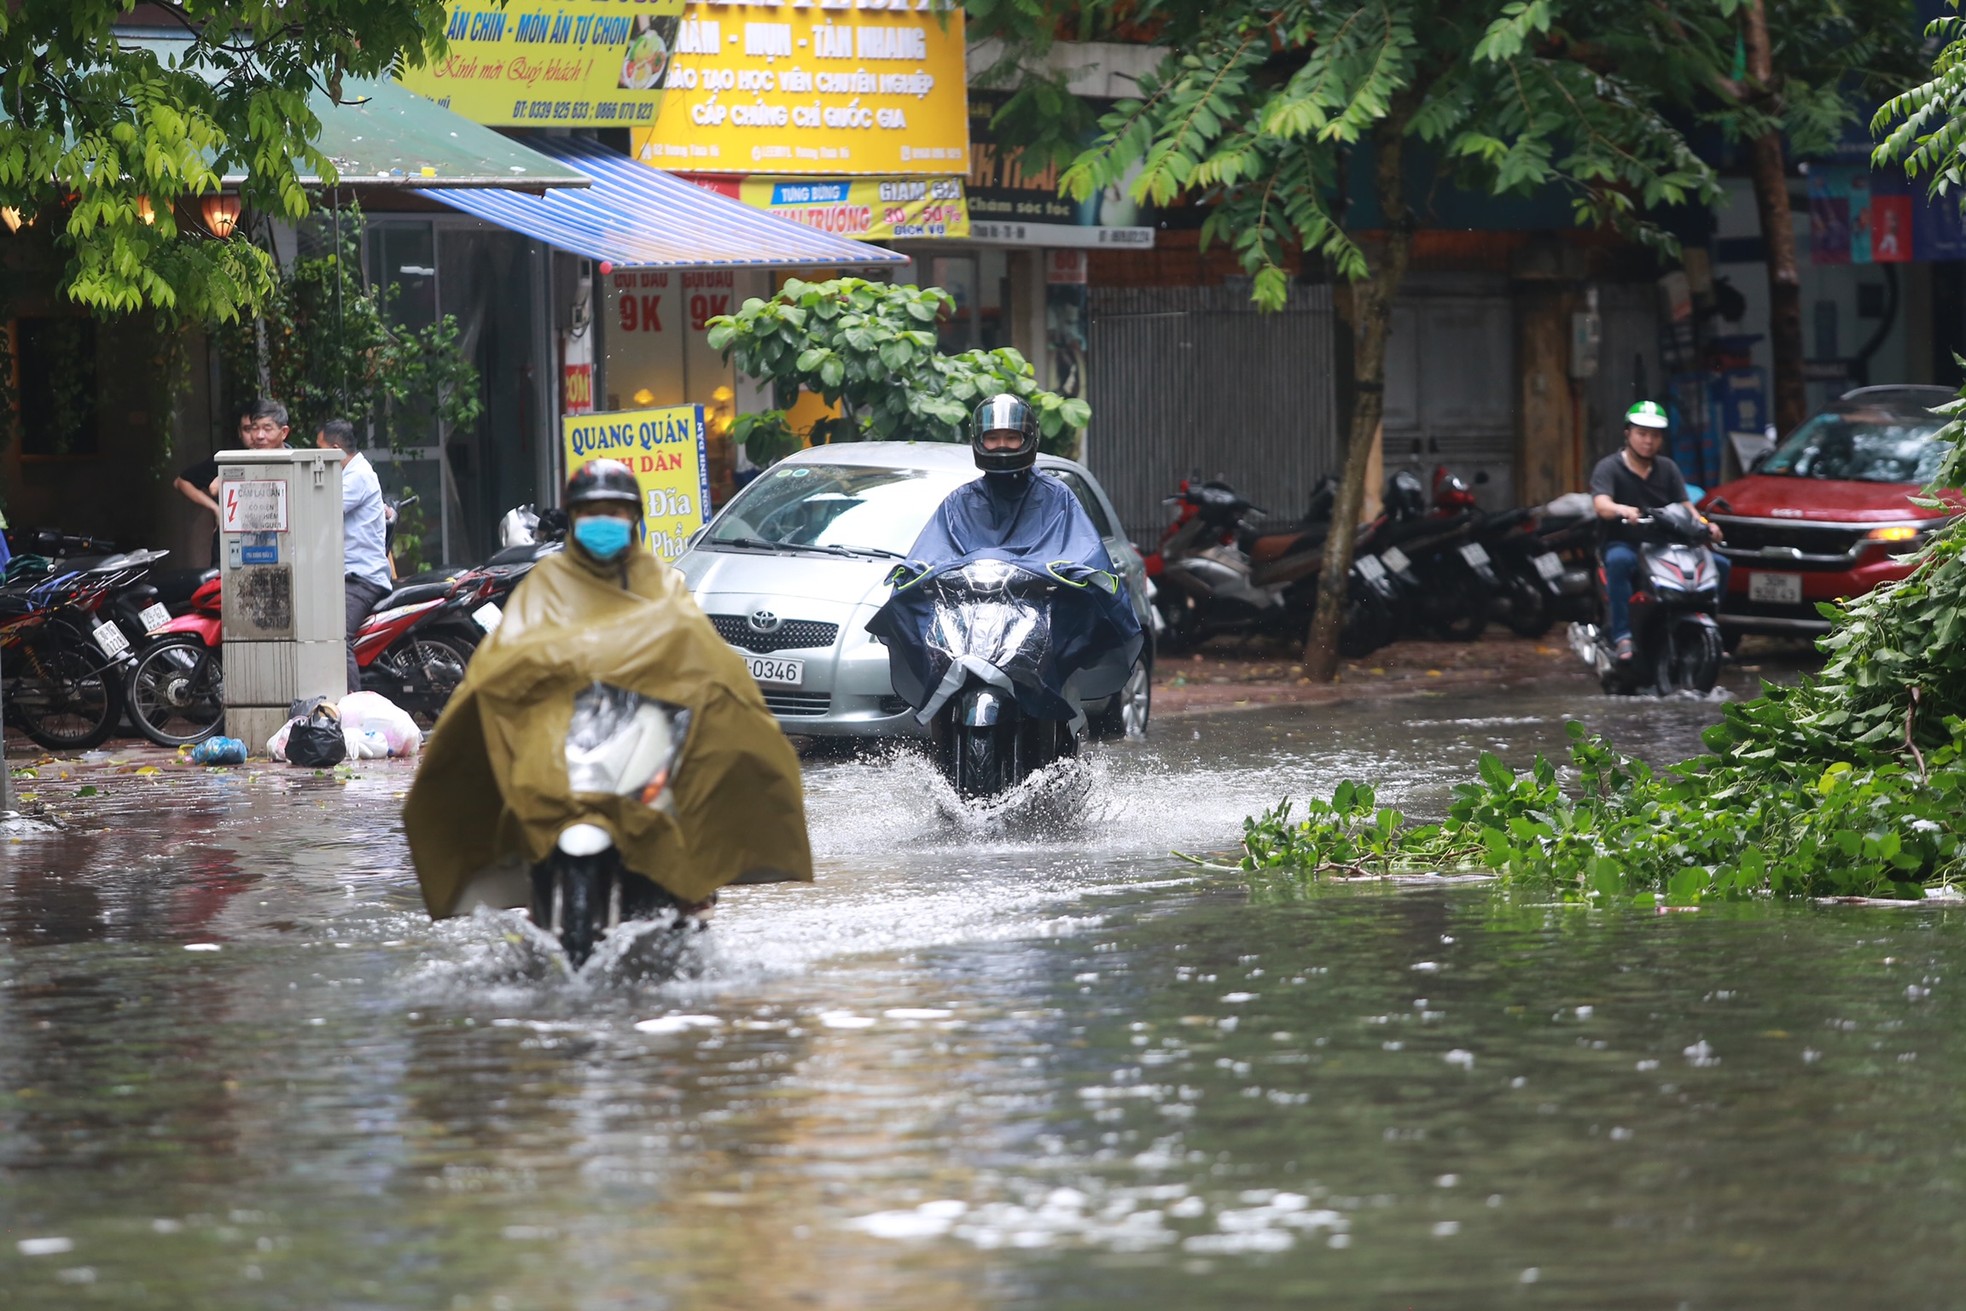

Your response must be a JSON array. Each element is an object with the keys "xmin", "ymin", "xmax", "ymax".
[{"xmin": 869, "ymin": 394, "xmax": 1143, "ymax": 728}]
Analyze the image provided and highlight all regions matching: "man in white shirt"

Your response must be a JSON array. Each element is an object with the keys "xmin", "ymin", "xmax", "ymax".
[{"xmin": 316, "ymin": 418, "xmax": 393, "ymax": 693}]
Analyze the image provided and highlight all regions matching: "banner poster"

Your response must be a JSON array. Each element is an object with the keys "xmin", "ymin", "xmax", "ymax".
[
  {"xmin": 1868, "ymin": 171, "xmax": 1913, "ymax": 264},
  {"xmin": 683, "ymin": 174, "xmax": 968, "ymax": 239},
  {"xmin": 399, "ymin": 0, "xmax": 687, "ymax": 127},
  {"xmin": 631, "ymin": 0, "xmax": 967, "ymax": 175},
  {"xmin": 562, "ymin": 406, "xmax": 709, "ymax": 559},
  {"xmin": 1808, "ymin": 167, "xmax": 1853, "ymax": 265}
]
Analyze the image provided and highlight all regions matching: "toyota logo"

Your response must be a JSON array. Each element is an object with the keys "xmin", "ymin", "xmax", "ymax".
[{"xmin": 747, "ymin": 609, "xmax": 782, "ymax": 634}]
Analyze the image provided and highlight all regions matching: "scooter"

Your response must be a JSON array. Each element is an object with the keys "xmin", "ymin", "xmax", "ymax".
[
  {"xmin": 1568, "ymin": 503, "xmax": 1725, "ymax": 695},
  {"xmin": 531, "ymin": 683, "xmax": 702, "ymax": 967},
  {"xmin": 1146, "ymin": 478, "xmax": 1397, "ymax": 657},
  {"xmin": 1367, "ymin": 469, "xmax": 1503, "ymax": 642}
]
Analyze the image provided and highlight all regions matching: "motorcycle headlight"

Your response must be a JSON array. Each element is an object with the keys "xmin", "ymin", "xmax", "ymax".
[{"xmin": 565, "ymin": 682, "xmax": 691, "ymax": 806}]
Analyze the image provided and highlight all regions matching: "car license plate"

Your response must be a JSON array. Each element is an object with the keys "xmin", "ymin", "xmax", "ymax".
[
  {"xmin": 1381, "ymin": 546, "xmax": 1411, "ymax": 573},
  {"xmin": 1459, "ymin": 542, "xmax": 1491, "ymax": 567},
  {"xmin": 92, "ymin": 621, "xmax": 130, "ymax": 658},
  {"xmin": 1749, "ymin": 571, "xmax": 1803, "ymax": 605},
  {"xmin": 1532, "ymin": 551, "xmax": 1564, "ymax": 580},
  {"xmin": 472, "ymin": 601, "xmax": 503, "ymax": 632},
  {"xmin": 1354, "ymin": 554, "xmax": 1388, "ymax": 582},
  {"xmin": 138, "ymin": 602, "xmax": 172, "ymax": 633},
  {"xmin": 748, "ymin": 655, "xmax": 804, "ymax": 687}
]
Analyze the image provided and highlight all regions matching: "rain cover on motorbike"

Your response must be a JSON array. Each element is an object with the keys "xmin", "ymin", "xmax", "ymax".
[
  {"xmin": 866, "ymin": 472, "xmax": 1142, "ymax": 727},
  {"xmin": 403, "ymin": 548, "xmax": 812, "ymax": 918}
]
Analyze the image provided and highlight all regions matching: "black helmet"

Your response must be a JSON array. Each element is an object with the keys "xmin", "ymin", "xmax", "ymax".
[
  {"xmin": 565, "ymin": 459, "xmax": 642, "ymax": 514},
  {"xmin": 971, "ymin": 394, "xmax": 1038, "ymax": 474}
]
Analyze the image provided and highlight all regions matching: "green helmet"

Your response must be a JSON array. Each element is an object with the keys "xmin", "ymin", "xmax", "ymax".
[{"xmin": 1625, "ymin": 400, "xmax": 1669, "ymax": 430}]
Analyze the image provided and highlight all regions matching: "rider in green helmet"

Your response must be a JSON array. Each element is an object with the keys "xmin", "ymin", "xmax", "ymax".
[{"xmin": 1588, "ymin": 401, "xmax": 1728, "ymax": 661}]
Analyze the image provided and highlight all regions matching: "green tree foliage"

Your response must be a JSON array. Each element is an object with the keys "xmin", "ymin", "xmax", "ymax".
[
  {"xmin": 213, "ymin": 207, "xmax": 482, "ymax": 451},
  {"xmin": 975, "ymin": 0, "xmax": 1717, "ymax": 679},
  {"xmin": 705, "ymin": 277, "xmax": 1090, "ymax": 465},
  {"xmin": 1874, "ymin": 9, "xmax": 1966, "ymax": 192},
  {"xmin": 0, "ymin": 0, "xmax": 451, "ymax": 320}
]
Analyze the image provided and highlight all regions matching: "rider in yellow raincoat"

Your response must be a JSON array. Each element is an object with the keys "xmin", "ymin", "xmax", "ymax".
[{"xmin": 405, "ymin": 459, "xmax": 812, "ymax": 921}]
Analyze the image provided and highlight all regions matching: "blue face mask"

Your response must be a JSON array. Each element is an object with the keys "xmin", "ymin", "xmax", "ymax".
[{"xmin": 573, "ymin": 516, "xmax": 633, "ymax": 561}]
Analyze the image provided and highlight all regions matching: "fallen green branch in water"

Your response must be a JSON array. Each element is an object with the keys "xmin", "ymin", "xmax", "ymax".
[{"xmin": 1243, "ymin": 722, "xmax": 1966, "ymax": 902}]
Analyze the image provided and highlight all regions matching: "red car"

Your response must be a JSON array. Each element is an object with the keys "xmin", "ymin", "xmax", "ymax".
[{"xmin": 1698, "ymin": 385, "xmax": 1962, "ymax": 639}]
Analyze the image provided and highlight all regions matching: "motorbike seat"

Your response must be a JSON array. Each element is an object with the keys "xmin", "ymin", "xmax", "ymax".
[
  {"xmin": 370, "ymin": 581, "xmax": 453, "ymax": 614},
  {"xmin": 1245, "ymin": 525, "xmax": 1329, "ymax": 565}
]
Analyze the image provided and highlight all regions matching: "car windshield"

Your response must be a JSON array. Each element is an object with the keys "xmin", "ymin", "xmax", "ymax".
[
  {"xmin": 1760, "ymin": 409, "xmax": 1945, "ymax": 484},
  {"xmin": 706, "ymin": 462, "xmax": 974, "ymax": 556}
]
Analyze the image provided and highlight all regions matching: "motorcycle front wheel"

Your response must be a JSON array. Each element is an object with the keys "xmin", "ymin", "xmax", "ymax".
[
  {"xmin": 1657, "ymin": 620, "xmax": 1723, "ymax": 695},
  {"xmin": 1501, "ymin": 570, "xmax": 1555, "ymax": 639},
  {"xmin": 953, "ymin": 721, "xmax": 1009, "ymax": 798},
  {"xmin": 531, "ymin": 853, "xmax": 687, "ymax": 968},
  {"xmin": 126, "ymin": 637, "xmax": 225, "ymax": 746},
  {"xmin": 10, "ymin": 640, "xmax": 123, "ymax": 750}
]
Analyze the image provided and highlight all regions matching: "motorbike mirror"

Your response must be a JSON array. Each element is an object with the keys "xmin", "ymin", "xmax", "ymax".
[{"xmin": 1474, "ymin": 470, "xmax": 1490, "ymax": 485}]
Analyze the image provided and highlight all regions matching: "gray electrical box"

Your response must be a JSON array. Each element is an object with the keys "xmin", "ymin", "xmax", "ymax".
[{"xmin": 215, "ymin": 448, "xmax": 346, "ymax": 753}]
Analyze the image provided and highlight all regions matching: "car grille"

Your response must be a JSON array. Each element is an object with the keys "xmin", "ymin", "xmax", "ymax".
[
  {"xmin": 764, "ymin": 692, "xmax": 831, "ymax": 717},
  {"xmin": 878, "ymin": 696, "xmax": 912, "ymax": 716},
  {"xmin": 1712, "ymin": 517, "xmax": 1868, "ymax": 564},
  {"xmin": 709, "ymin": 615, "xmax": 839, "ymax": 653}
]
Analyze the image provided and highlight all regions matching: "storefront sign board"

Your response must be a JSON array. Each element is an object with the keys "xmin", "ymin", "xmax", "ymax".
[
  {"xmin": 631, "ymin": 1, "xmax": 967, "ymax": 175},
  {"xmin": 685, "ymin": 174, "xmax": 968, "ymax": 239},
  {"xmin": 563, "ymin": 405, "xmax": 710, "ymax": 560},
  {"xmin": 399, "ymin": 0, "xmax": 688, "ymax": 128}
]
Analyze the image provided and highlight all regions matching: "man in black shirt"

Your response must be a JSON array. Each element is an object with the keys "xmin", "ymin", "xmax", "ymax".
[
  {"xmin": 174, "ymin": 398, "xmax": 293, "ymax": 565},
  {"xmin": 1588, "ymin": 400, "xmax": 1728, "ymax": 661}
]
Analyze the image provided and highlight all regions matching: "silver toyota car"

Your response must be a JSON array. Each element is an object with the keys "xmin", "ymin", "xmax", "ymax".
[{"xmin": 672, "ymin": 441, "xmax": 1154, "ymax": 741}]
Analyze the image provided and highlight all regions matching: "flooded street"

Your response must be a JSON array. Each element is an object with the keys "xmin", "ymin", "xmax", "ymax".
[{"xmin": 4, "ymin": 676, "xmax": 1962, "ymax": 1309}]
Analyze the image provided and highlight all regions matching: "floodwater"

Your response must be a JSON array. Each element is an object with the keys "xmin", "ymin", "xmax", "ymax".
[{"xmin": 3, "ymin": 670, "xmax": 1962, "ymax": 1309}]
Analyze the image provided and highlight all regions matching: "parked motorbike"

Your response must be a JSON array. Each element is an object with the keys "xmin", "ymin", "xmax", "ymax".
[
  {"xmin": 1144, "ymin": 478, "xmax": 1397, "ymax": 657},
  {"xmin": 1, "ymin": 552, "xmax": 166, "ymax": 749},
  {"xmin": 122, "ymin": 565, "xmax": 502, "ymax": 746},
  {"xmin": 1568, "ymin": 503, "xmax": 1725, "ymax": 695},
  {"xmin": 1367, "ymin": 469, "xmax": 1503, "ymax": 641}
]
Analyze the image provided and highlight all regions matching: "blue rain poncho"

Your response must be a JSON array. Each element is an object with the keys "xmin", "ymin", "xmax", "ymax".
[{"xmin": 867, "ymin": 469, "xmax": 1142, "ymax": 726}]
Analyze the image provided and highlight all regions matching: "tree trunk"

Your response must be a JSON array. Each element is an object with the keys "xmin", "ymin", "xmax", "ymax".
[
  {"xmin": 1742, "ymin": 0, "xmax": 1806, "ymax": 438},
  {"xmin": 1304, "ymin": 124, "xmax": 1414, "ymax": 680}
]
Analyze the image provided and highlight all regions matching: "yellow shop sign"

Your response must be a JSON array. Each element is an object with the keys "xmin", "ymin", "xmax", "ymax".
[
  {"xmin": 631, "ymin": 1, "xmax": 967, "ymax": 176},
  {"xmin": 400, "ymin": 0, "xmax": 688, "ymax": 128},
  {"xmin": 688, "ymin": 175, "xmax": 968, "ymax": 239}
]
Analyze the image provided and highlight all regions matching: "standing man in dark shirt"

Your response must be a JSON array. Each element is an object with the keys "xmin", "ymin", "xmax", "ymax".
[
  {"xmin": 173, "ymin": 399, "xmax": 292, "ymax": 565},
  {"xmin": 1589, "ymin": 400, "xmax": 1727, "ymax": 661}
]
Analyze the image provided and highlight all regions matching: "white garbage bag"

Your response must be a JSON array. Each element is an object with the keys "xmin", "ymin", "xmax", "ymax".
[{"xmin": 337, "ymin": 690, "xmax": 422, "ymax": 758}]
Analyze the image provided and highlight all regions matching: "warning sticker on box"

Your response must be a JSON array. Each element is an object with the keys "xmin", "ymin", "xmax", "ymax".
[{"xmin": 220, "ymin": 479, "xmax": 288, "ymax": 533}]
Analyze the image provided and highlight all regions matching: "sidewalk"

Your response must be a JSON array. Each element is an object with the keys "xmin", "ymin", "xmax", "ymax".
[
  {"xmin": 1152, "ymin": 629, "xmax": 1821, "ymax": 716},
  {"xmin": 1152, "ymin": 630, "xmax": 1590, "ymax": 717}
]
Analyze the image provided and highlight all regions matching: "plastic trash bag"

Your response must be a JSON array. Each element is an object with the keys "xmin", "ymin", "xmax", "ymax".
[
  {"xmin": 269, "ymin": 702, "xmax": 347, "ymax": 767},
  {"xmin": 337, "ymin": 690, "xmax": 421, "ymax": 758}
]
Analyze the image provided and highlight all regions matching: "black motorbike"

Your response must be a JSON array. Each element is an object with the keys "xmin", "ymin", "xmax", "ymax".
[
  {"xmin": 1569, "ymin": 503, "xmax": 1725, "ymax": 695},
  {"xmin": 876, "ymin": 559, "xmax": 1133, "ymax": 799},
  {"xmin": 1368, "ymin": 470, "xmax": 1504, "ymax": 642},
  {"xmin": 1146, "ymin": 478, "xmax": 1397, "ymax": 658}
]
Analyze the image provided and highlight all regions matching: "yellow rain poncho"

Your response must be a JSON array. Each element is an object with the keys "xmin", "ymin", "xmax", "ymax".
[{"xmin": 404, "ymin": 542, "xmax": 812, "ymax": 917}]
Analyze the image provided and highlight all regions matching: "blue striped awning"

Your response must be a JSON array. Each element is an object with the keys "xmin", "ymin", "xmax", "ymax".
[{"xmin": 417, "ymin": 139, "xmax": 906, "ymax": 271}]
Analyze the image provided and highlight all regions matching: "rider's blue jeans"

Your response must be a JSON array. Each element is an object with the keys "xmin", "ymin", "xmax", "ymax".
[{"xmin": 1604, "ymin": 542, "xmax": 1730, "ymax": 644}]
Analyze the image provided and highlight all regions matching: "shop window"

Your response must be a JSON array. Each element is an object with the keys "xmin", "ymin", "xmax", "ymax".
[{"xmin": 12, "ymin": 317, "xmax": 100, "ymax": 457}]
